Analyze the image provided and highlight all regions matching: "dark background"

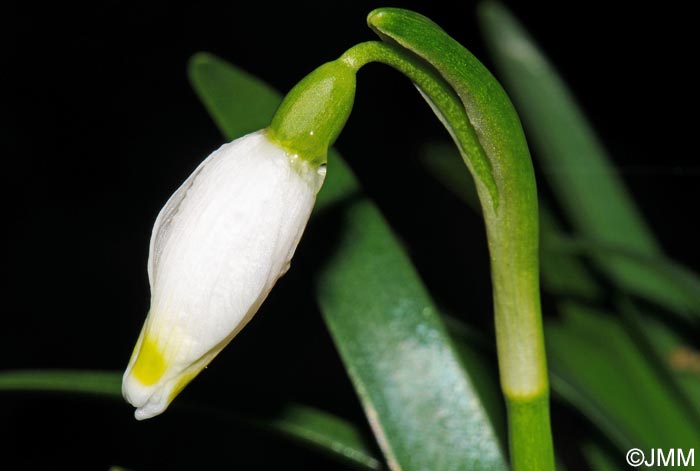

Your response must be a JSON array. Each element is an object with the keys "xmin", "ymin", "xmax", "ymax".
[{"xmin": 4, "ymin": 1, "xmax": 697, "ymax": 469}]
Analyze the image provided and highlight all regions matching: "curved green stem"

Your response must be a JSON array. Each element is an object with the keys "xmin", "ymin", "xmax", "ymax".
[
  {"xmin": 340, "ymin": 13, "xmax": 553, "ymax": 470},
  {"xmin": 340, "ymin": 41, "xmax": 499, "ymax": 209}
]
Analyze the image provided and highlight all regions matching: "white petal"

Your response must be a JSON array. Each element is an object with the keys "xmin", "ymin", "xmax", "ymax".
[{"xmin": 123, "ymin": 130, "xmax": 324, "ymax": 419}]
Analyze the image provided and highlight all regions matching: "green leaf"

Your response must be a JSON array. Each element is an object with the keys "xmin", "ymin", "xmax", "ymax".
[
  {"xmin": 619, "ymin": 300, "xmax": 700, "ymax": 420},
  {"xmin": 259, "ymin": 404, "xmax": 383, "ymax": 471},
  {"xmin": 0, "ymin": 369, "xmax": 381, "ymax": 470},
  {"xmin": 477, "ymin": 1, "xmax": 699, "ymax": 320},
  {"xmin": 0, "ymin": 369, "xmax": 122, "ymax": 397},
  {"xmin": 316, "ymin": 200, "xmax": 507, "ymax": 471},
  {"xmin": 579, "ymin": 441, "xmax": 625, "ymax": 471},
  {"xmin": 442, "ymin": 315, "xmax": 508, "ymax": 447},
  {"xmin": 314, "ymin": 149, "xmax": 359, "ymax": 213},
  {"xmin": 188, "ymin": 52, "xmax": 507, "ymax": 470},
  {"xmin": 546, "ymin": 235, "xmax": 700, "ymax": 309},
  {"xmin": 188, "ymin": 52, "xmax": 281, "ymax": 140},
  {"xmin": 537, "ymin": 208, "xmax": 602, "ymax": 300},
  {"xmin": 545, "ymin": 303, "xmax": 700, "ymax": 451}
]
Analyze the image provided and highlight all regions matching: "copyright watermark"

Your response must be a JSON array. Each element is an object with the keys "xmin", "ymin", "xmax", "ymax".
[{"xmin": 626, "ymin": 448, "xmax": 695, "ymax": 468}]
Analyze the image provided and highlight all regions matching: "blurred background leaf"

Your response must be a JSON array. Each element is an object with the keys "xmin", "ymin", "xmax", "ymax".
[
  {"xmin": 0, "ymin": 369, "xmax": 382, "ymax": 470},
  {"xmin": 478, "ymin": 0, "xmax": 700, "ymax": 321},
  {"xmin": 546, "ymin": 302, "xmax": 700, "ymax": 451}
]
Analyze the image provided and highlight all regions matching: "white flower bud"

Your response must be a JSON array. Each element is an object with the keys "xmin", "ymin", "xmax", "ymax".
[{"xmin": 122, "ymin": 130, "xmax": 325, "ymax": 420}]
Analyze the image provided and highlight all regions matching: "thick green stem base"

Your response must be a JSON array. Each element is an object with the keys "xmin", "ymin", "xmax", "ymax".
[{"xmin": 507, "ymin": 394, "xmax": 555, "ymax": 471}]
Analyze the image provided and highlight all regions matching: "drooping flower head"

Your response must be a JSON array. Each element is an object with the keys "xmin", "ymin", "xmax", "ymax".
[{"xmin": 123, "ymin": 60, "xmax": 355, "ymax": 419}]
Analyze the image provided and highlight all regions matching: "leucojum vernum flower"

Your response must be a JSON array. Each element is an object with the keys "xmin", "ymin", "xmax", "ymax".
[
  {"xmin": 122, "ymin": 61, "xmax": 356, "ymax": 419},
  {"xmin": 122, "ymin": 8, "xmax": 557, "ymax": 471}
]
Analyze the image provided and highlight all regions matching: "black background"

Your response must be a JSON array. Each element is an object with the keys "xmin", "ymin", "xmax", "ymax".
[{"xmin": 4, "ymin": 1, "xmax": 697, "ymax": 469}]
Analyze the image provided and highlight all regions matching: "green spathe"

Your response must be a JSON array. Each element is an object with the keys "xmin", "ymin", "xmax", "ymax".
[
  {"xmin": 366, "ymin": 8, "xmax": 552, "ymax": 471},
  {"xmin": 269, "ymin": 60, "xmax": 356, "ymax": 167}
]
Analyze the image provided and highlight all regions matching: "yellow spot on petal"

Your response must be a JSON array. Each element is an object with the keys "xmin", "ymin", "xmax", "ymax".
[{"xmin": 131, "ymin": 336, "xmax": 167, "ymax": 385}]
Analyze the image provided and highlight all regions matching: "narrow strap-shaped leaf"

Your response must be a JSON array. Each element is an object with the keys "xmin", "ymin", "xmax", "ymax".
[
  {"xmin": 579, "ymin": 441, "xmax": 626, "ymax": 471},
  {"xmin": 0, "ymin": 369, "xmax": 122, "ymax": 397},
  {"xmin": 537, "ymin": 208, "xmax": 602, "ymax": 300},
  {"xmin": 188, "ymin": 52, "xmax": 507, "ymax": 471},
  {"xmin": 0, "ymin": 369, "xmax": 381, "ymax": 470},
  {"xmin": 478, "ymin": 1, "xmax": 699, "ymax": 320},
  {"xmin": 442, "ymin": 315, "xmax": 509, "ymax": 447},
  {"xmin": 545, "ymin": 303, "xmax": 700, "ymax": 451},
  {"xmin": 546, "ymin": 234, "xmax": 700, "ymax": 304},
  {"xmin": 188, "ymin": 52, "xmax": 281, "ymax": 140},
  {"xmin": 251, "ymin": 403, "xmax": 383, "ymax": 471},
  {"xmin": 618, "ymin": 300, "xmax": 700, "ymax": 420},
  {"xmin": 316, "ymin": 200, "xmax": 507, "ymax": 471}
]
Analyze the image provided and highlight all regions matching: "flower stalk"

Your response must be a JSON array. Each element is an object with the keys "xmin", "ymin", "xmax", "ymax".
[{"xmin": 340, "ymin": 9, "xmax": 555, "ymax": 471}]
